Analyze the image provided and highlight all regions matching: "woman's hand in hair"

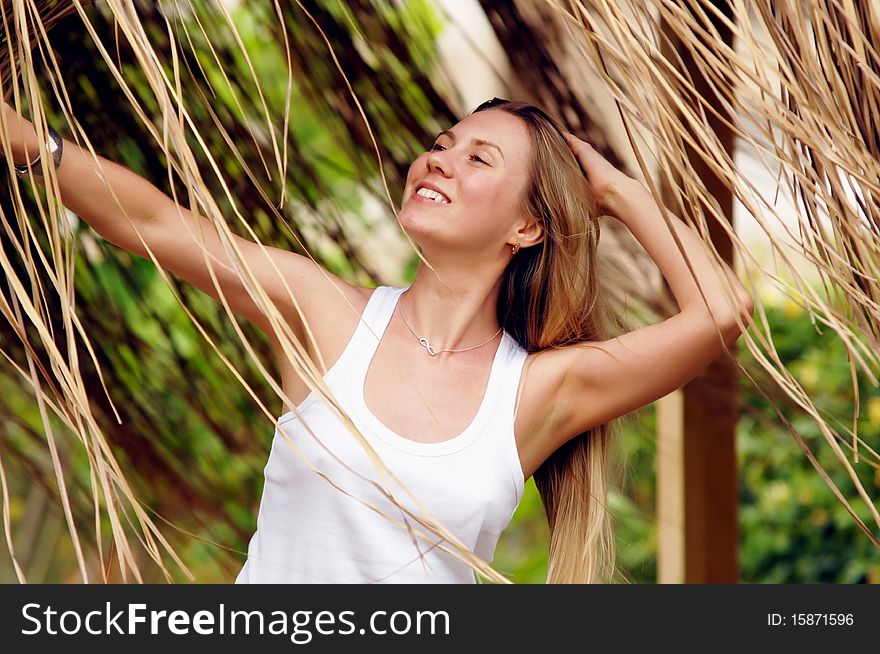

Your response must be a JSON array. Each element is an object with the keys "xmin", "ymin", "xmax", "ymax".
[{"xmin": 562, "ymin": 131, "xmax": 642, "ymax": 216}]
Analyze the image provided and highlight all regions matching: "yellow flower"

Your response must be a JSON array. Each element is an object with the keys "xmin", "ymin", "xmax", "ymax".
[
  {"xmin": 800, "ymin": 363, "xmax": 819, "ymax": 387},
  {"xmin": 783, "ymin": 298, "xmax": 802, "ymax": 318},
  {"xmin": 767, "ymin": 481, "xmax": 790, "ymax": 505},
  {"xmin": 867, "ymin": 396, "xmax": 880, "ymax": 427},
  {"xmin": 9, "ymin": 496, "xmax": 23, "ymax": 523}
]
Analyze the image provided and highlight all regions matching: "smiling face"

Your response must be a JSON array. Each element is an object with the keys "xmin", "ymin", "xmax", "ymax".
[{"xmin": 399, "ymin": 109, "xmax": 536, "ymax": 258}]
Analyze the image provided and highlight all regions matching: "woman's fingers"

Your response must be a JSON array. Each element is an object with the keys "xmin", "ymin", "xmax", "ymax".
[
  {"xmin": 564, "ymin": 131, "xmax": 599, "ymax": 166},
  {"xmin": 561, "ymin": 131, "xmax": 629, "ymax": 205},
  {"xmin": 563, "ymin": 131, "xmax": 583, "ymax": 149},
  {"xmin": 563, "ymin": 130, "xmax": 588, "ymax": 146},
  {"xmin": 564, "ymin": 132, "xmax": 596, "ymax": 173}
]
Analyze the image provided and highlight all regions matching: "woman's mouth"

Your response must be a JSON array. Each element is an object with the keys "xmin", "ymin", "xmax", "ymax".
[{"xmin": 412, "ymin": 186, "xmax": 451, "ymax": 205}]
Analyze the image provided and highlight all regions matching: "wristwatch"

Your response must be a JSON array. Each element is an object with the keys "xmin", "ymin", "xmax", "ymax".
[{"xmin": 14, "ymin": 125, "xmax": 64, "ymax": 180}]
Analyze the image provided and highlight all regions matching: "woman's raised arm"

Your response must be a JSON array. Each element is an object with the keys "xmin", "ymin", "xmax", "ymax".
[
  {"xmin": 530, "ymin": 134, "xmax": 755, "ymax": 461},
  {"xmin": 0, "ymin": 102, "xmax": 357, "ymax": 347}
]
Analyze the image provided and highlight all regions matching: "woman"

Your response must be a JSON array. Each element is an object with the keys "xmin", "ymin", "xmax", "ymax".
[{"xmin": 2, "ymin": 97, "xmax": 754, "ymax": 583}]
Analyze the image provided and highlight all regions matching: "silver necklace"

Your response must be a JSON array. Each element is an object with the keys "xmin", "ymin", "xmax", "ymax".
[{"xmin": 397, "ymin": 290, "xmax": 502, "ymax": 357}]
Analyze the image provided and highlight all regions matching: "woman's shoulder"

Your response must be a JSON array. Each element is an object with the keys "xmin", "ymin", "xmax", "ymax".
[
  {"xmin": 338, "ymin": 283, "xmax": 409, "ymax": 323},
  {"xmin": 355, "ymin": 283, "xmax": 405, "ymax": 305}
]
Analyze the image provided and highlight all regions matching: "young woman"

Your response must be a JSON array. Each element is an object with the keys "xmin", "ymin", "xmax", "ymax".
[{"xmin": 2, "ymin": 97, "xmax": 753, "ymax": 583}]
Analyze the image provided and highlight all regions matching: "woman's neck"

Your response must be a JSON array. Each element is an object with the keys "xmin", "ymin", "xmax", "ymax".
[{"xmin": 402, "ymin": 267, "xmax": 503, "ymax": 352}]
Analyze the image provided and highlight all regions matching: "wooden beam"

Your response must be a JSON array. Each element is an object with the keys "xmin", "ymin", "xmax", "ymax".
[{"xmin": 657, "ymin": 0, "xmax": 739, "ymax": 583}]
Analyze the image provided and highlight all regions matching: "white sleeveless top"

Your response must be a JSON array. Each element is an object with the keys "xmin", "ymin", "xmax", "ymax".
[{"xmin": 234, "ymin": 285, "xmax": 528, "ymax": 583}]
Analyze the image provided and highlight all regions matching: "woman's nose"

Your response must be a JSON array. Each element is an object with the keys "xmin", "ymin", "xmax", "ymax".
[{"xmin": 426, "ymin": 149, "xmax": 449, "ymax": 175}]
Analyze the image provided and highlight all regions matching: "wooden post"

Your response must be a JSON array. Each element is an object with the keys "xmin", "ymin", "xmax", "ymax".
[{"xmin": 657, "ymin": 0, "xmax": 739, "ymax": 583}]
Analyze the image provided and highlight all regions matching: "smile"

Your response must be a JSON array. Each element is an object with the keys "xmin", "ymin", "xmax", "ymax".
[
  {"xmin": 412, "ymin": 191, "xmax": 450, "ymax": 206},
  {"xmin": 413, "ymin": 184, "xmax": 451, "ymax": 204}
]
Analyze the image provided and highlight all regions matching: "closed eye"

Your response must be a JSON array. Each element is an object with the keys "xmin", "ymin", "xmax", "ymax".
[{"xmin": 429, "ymin": 143, "xmax": 489, "ymax": 165}]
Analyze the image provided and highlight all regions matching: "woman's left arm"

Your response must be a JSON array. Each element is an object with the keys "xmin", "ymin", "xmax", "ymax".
[
  {"xmin": 541, "ymin": 134, "xmax": 756, "ymax": 448},
  {"xmin": 605, "ymin": 178, "xmax": 754, "ymax": 333},
  {"xmin": 566, "ymin": 131, "xmax": 754, "ymax": 330}
]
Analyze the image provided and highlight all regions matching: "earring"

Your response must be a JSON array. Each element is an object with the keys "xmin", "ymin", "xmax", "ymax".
[{"xmin": 511, "ymin": 242, "xmax": 521, "ymax": 255}]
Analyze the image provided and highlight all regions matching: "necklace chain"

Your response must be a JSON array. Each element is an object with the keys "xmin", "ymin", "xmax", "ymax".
[{"xmin": 398, "ymin": 290, "xmax": 502, "ymax": 357}]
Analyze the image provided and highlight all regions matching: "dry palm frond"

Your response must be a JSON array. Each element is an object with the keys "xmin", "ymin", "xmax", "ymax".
[
  {"xmin": 540, "ymin": 0, "xmax": 879, "ymax": 540},
  {"xmin": 0, "ymin": 0, "xmax": 877, "ymax": 585}
]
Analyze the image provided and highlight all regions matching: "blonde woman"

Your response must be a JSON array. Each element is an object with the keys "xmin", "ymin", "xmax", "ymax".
[{"xmin": 2, "ymin": 97, "xmax": 753, "ymax": 583}]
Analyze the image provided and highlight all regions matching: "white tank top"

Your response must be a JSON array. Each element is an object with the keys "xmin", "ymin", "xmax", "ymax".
[{"xmin": 234, "ymin": 285, "xmax": 528, "ymax": 583}]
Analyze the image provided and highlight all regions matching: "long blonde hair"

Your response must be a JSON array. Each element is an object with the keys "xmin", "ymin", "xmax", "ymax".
[{"xmin": 472, "ymin": 98, "xmax": 631, "ymax": 584}]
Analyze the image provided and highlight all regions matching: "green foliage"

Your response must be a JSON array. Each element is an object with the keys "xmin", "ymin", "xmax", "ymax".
[
  {"xmin": 494, "ymin": 297, "xmax": 880, "ymax": 584},
  {"xmin": 736, "ymin": 299, "xmax": 880, "ymax": 583}
]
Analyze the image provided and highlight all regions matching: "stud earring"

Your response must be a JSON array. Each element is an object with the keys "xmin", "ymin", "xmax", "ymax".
[{"xmin": 511, "ymin": 242, "xmax": 521, "ymax": 255}]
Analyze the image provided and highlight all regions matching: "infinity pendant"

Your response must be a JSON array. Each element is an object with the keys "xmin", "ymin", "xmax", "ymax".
[{"xmin": 418, "ymin": 337, "xmax": 438, "ymax": 356}]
